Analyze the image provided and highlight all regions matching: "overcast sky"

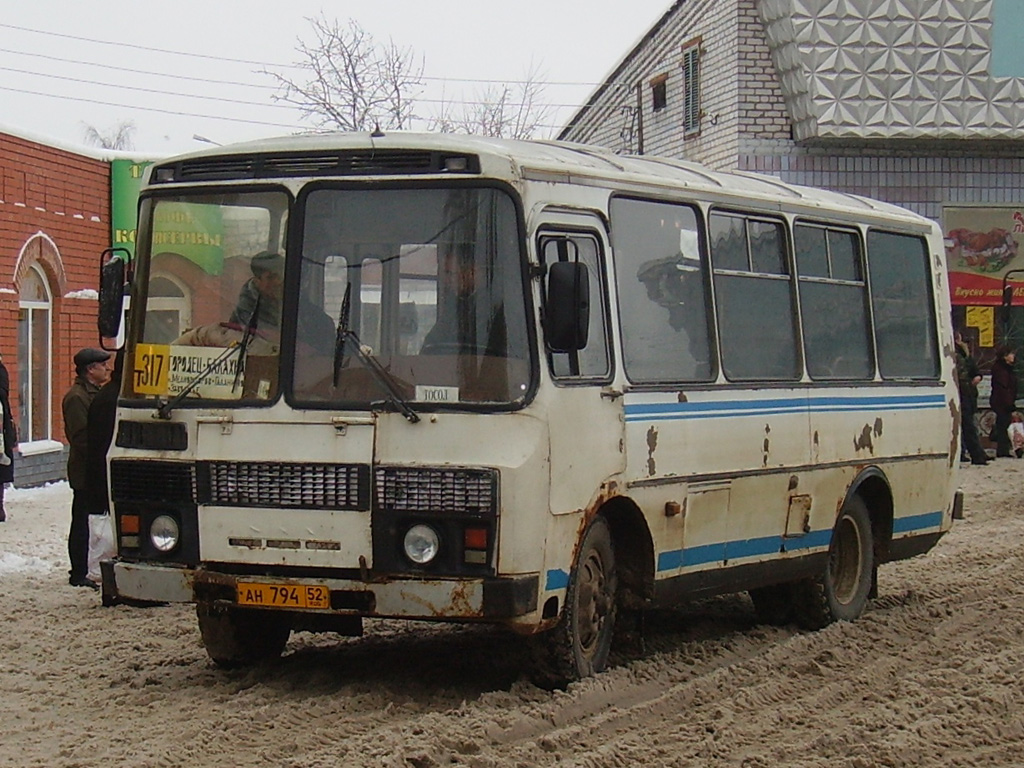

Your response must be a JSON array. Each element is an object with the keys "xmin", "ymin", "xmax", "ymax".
[{"xmin": 0, "ymin": 1, "xmax": 673, "ymax": 157}]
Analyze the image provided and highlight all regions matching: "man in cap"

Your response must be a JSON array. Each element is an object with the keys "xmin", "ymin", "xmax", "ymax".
[
  {"xmin": 229, "ymin": 251, "xmax": 284, "ymax": 330},
  {"xmin": 62, "ymin": 347, "xmax": 112, "ymax": 589}
]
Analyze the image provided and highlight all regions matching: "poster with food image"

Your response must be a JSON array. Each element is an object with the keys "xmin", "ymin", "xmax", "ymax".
[{"xmin": 944, "ymin": 206, "xmax": 1024, "ymax": 305}]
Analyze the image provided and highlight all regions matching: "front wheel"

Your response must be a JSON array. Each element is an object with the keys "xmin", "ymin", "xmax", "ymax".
[
  {"xmin": 530, "ymin": 517, "xmax": 618, "ymax": 687},
  {"xmin": 793, "ymin": 495, "xmax": 875, "ymax": 630},
  {"xmin": 196, "ymin": 603, "xmax": 291, "ymax": 668}
]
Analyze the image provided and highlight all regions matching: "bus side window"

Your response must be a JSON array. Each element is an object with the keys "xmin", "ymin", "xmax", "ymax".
[
  {"xmin": 710, "ymin": 213, "xmax": 800, "ymax": 382},
  {"xmin": 866, "ymin": 231, "xmax": 939, "ymax": 379},
  {"xmin": 795, "ymin": 224, "xmax": 874, "ymax": 380},
  {"xmin": 610, "ymin": 197, "xmax": 714, "ymax": 384},
  {"xmin": 539, "ymin": 234, "xmax": 611, "ymax": 379}
]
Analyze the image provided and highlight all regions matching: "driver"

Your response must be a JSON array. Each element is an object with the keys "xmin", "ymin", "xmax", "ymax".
[
  {"xmin": 421, "ymin": 244, "xmax": 483, "ymax": 353},
  {"xmin": 229, "ymin": 251, "xmax": 284, "ymax": 330}
]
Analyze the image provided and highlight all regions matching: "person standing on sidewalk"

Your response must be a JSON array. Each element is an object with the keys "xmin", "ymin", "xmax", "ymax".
[
  {"xmin": 955, "ymin": 333, "xmax": 988, "ymax": 465},
  {"xmin": 62, "ymin": 348, "xmax": 112, "ymax": 589},
  {"xmin": 989, "ymin": 346, "xmax": 1019, "ymax": 459},
  {"xmin": 0, "ymin": 352, "xmax": 17, "ymax": 520}
]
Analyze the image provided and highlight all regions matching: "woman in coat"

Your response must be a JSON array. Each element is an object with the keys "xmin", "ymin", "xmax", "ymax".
[
  {"xmin": 990, "ymin": 346, "xmax": 1018, "ymax": 458},
  {"xmin": 0, "ymin": 353, "xmax": 16, "ymax": 520}
]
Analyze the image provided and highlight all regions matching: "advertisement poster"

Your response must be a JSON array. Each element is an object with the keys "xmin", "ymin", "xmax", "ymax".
[
  {"xmin": 944, "ymin": 205, "xmax": 1024, "ymax": 305},
  {"xmin": 110, "ymin": 159, "xmax": 225, "ymax": 274},
  {"xmin": 110, "ymin": 159, "xmax": 154, "ymax": 260}
]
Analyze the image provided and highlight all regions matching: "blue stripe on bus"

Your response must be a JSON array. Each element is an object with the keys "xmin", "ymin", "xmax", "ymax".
[
  {"xmin": 654, "ymin": 515, "xmax": 941, "ymax": 573},
  {"xmin": 892, "ymin": 511, "xmax": 944, "ymax": 533},
  {"xmin": 547, "ymin": 514, "xmax": 944, "ymax": 586},
  {"xmin": 624, "ymin": 394, "xmax": 947, "ymax": 423},
  {"xmin": 545, "ymin": 568, "xmax": 569, "ymax": 590}
]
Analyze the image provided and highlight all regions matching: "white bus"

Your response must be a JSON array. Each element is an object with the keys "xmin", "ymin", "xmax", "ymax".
[{"xmin": 99, "ymin": 133, "xmax": 961, "ymax": 684}]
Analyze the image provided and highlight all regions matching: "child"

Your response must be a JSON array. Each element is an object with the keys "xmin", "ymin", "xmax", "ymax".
[{"xmin": 1009, "ymin": 412, "xmax": 1024, "ymax": 459}]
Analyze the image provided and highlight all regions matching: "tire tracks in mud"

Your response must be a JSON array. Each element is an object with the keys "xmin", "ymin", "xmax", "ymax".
[{"xmin": 311, "ymin": 495, "xmax": 1024, "ymax": 768}]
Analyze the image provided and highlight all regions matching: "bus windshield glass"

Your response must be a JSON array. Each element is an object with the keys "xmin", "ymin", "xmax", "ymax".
[
  {"xmin": 128, "ymin": 190, "xmax": 289, "ymax": 403},
  {"xmin": 292, "ymin": 186, "xmax": 531, "ymax": 407}
]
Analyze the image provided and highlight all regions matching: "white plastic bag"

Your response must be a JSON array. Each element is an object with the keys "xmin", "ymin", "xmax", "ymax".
[{"xmin": 87, "ymin": 513, "xmax": 116, "ymax": 583}]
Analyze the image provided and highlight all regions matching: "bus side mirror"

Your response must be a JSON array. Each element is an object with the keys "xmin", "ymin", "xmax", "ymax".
[
  {"xmin": 545, "ymin": 261, "xmax": 590, "ymax": 352},
  {"xmin": 98, "ymin": 249, "xmax": 130, "ymax": 343}
]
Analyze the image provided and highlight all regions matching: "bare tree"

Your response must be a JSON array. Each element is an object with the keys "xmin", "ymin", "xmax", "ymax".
[
  {"xmin": 428, "ymin": 64, "xmax": 553, "ymax": 140},
  {"xmin": 266, "ymin": 15, "xmax": 424, "ymax": 132},
  {"xmin": 82, "ymin": 121, "xmax": 136, "ymax": 150}
]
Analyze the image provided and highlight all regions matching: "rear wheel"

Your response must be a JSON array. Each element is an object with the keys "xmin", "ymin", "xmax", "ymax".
[
  {"xmin": 530, "ymin": 517, "xmax": 618, "ymax": 688},
  {"xmin": 793, "ymin": 495, "xmax": 874, "ymax": 630},
  {"xmin": 196, "ymin": 603, "xmax": 291, "ymax": 668}
]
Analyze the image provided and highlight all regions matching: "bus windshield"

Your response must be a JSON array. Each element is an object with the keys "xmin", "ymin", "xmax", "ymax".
[
  {"xmin": 127, "ymin": 185, "xmax": 531, "ymax": 409},
  {"xmin": 292, "ymin": 186, "xmax": 531, "ymax": 407},
  {"xmin": 129, "ymin": 190, "xmax": 289, "ymax": 403}
]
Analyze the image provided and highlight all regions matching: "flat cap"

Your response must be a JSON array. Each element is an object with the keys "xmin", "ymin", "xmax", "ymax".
[
  {"xmin": 250, "ymin": 251, "xmax": 284, "ymax": 276},
  {"xmin": 74, "ymin": 347, "xmax": 111, "ymax": 370}
]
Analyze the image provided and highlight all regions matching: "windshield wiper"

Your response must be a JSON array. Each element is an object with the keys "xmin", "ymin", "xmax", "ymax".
[
  {"xmin": 332, "ymin": 284, "xmax": 420, "ymax": 424},
  {"xmin": 156, "ymin": 296, "xmax": 261, "ymax": 420}
]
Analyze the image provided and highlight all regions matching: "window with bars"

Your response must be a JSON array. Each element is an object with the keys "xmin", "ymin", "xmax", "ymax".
[{"xmin": 681, "ymin": 39, "xmax": 701, "ymax": 134}]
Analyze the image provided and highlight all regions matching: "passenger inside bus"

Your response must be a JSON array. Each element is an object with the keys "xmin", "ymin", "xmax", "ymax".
[
  {"xmin": 229, "ymin": 251, "xmax": 284, "ymax": 330},
  {"xmin": 420, "ymin": 243, "xmax": 507, "ymax": 357}
]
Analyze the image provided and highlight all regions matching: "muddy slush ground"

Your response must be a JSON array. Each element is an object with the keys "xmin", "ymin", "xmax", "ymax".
[{"xmin": 1, "ymin": 460, "xmax": 1022, "ymax": 768}]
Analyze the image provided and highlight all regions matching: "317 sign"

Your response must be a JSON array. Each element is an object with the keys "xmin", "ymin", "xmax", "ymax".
[{"xmin": 133, "ymin": 344, "xmax": 170, "ymax": 395}]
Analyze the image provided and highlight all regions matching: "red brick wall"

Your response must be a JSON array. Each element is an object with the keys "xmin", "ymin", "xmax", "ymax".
[{"xmin": 0, "ymin": 131, "xmax": 110, "ymax": 450}]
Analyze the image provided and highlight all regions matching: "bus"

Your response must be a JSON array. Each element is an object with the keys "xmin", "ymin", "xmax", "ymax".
[{"xmin": 98, "ymin": 132, "xmax": 961, "ymax": 684}]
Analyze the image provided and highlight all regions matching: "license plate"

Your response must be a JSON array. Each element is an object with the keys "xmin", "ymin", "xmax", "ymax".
[{"xmin": 236, "ymin": 582, "xmax": 330, "ymax": 609}]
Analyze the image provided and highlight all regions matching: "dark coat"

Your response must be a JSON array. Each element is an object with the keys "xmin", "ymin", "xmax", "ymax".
[
  {"xmin": 62, "ymin": 376, "xmax": 102, "ymax": 490},
  {"xmin": 956, "ymin": 345, "xmax": 981, "ymax": 408},
  {"xmin": 990, "ymin": 357, "xmax": 1018, "ymax": 413},
  {"xmin": 0, "ymin": 362, "xmax": 15, "ymax": 484},
  {"xmin": 84, "ymin": 379, "xmax": 118, "ymax": 514}
]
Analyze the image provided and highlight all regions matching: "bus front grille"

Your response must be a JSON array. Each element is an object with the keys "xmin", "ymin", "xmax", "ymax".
[
  {"xmin": 110, "ymin": 459, "xmax": 197, "ymax": 504},
  {"xmin": 197, "ymin": 461, "xmax": 371, "ymax": 511}
]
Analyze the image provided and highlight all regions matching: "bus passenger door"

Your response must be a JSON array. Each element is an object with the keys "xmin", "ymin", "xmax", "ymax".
[{"xmin": 537, "ymin": 220, "xmax": 624, "ymax": 515}]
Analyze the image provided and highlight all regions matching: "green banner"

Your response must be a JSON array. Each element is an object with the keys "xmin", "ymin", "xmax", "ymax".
[
  {"xmin": 151, "ymin": 201, "xmax": 225, "ymax": 275},
  {"xmin": 110, "ymin": 159, "xmax": 152, "ymax": 260}
]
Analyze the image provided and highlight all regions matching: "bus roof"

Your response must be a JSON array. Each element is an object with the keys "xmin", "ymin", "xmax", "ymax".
[{"xmin": 152, "ymin": 131, "xmax": 929, "ymax": 228}]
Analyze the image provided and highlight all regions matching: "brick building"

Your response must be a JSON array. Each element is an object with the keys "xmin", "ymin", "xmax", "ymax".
[
  {"xmin": 560, "ymin": 0, "xmax": 1024, "ymax": 430},
  {"xmin": 0, "ymin": 125, "xmax": 115, "ymax": 485}
]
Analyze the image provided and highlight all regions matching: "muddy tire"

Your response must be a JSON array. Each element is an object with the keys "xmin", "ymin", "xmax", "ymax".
[
  {"xmin": 793, "ymin": 495, "xmax": 874, "ymax": 630},
  {"xmin": 530, "ymin": 517, "xmax": 618, "ymax": 688},
  {"xmin": 196, "ymin": 603, "xmax": 291, "ymax": 668},
  {"xmin": 749, "ymin": 583, "xmax": 796, "ymax": 625}
]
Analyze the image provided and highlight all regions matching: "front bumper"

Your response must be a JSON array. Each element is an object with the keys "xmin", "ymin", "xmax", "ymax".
[{"xmin": 102, "ymin": 560, "xmax": 538, "ymax": 620}]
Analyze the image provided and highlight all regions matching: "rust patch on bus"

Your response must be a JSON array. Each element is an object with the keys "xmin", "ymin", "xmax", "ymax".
[
  {"xmin": 571, "ymin": 480, "xmax": 623, "ymax": 559},
  {"xmin": 677, "ymin": 392, "xmax": 688, "ymax": 403},
  {"xmin": 873, "ymin": 417, "xmax": 883, "ymax": 437},
  {"xmin": 948, "ymin": 397, "xmax": 961, "ymax": 468},
  {"xmin": 854, "ymin": 424, "xmax": 875, "ymax": 454},
  {"xmin": 763, "ymin": 423, "xmax": 771, "ymax": 467},
  {"xmin": 646, "ymin": 426, "xmax": 659, "ymax": 476}
]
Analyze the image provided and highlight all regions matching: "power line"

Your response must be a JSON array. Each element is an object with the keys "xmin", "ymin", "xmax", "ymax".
[
  {"xmin": 0, "ymin": 23, "xmax": 626, "ymax": 89},
  {"xmin": 0, "ymin": 23, "xmax": 277, "ymax": 67},
  {"xmin": 0, "ymin": 85, "xmax": 302, "ymax": 130},
  {"xmin": 0, "ymin": 66, "xmax": 597, "ymax": 110},
  {"xmin": 0, "ymin": 66, "xmax": 295, "ymax": 110},
  {"xmin": 0, "ymin": 46, "xmax": 276, "ymax": 91}
]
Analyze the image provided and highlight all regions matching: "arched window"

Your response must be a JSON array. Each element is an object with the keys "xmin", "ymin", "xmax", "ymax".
[
  {"xmin": 147, "ymin": 274, "xmax": 191, "ymax": 344},
  {"xmin": 18, "ymin": 265, "xmax": 52, "ymax": 443}
]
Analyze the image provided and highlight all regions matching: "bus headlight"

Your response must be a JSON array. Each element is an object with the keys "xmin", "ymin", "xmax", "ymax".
[
  {"xmin": 403, "ymin": 524, "xmax": 440, "ymax": 564},
  {"xmin": 150, "ymin": 515, "xmax": 180, "ymax": 552}
]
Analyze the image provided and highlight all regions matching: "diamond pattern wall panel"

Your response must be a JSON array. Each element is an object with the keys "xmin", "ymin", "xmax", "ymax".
[{"xmin": 758, "ymin": 0, "xmax": 1024, "ymax": 140}]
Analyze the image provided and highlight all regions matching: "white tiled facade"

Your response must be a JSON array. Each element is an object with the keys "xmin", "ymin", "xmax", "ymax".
[{"xmin": 559, "ymin": 0, "xmax": 1024, "ymax": 223}]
